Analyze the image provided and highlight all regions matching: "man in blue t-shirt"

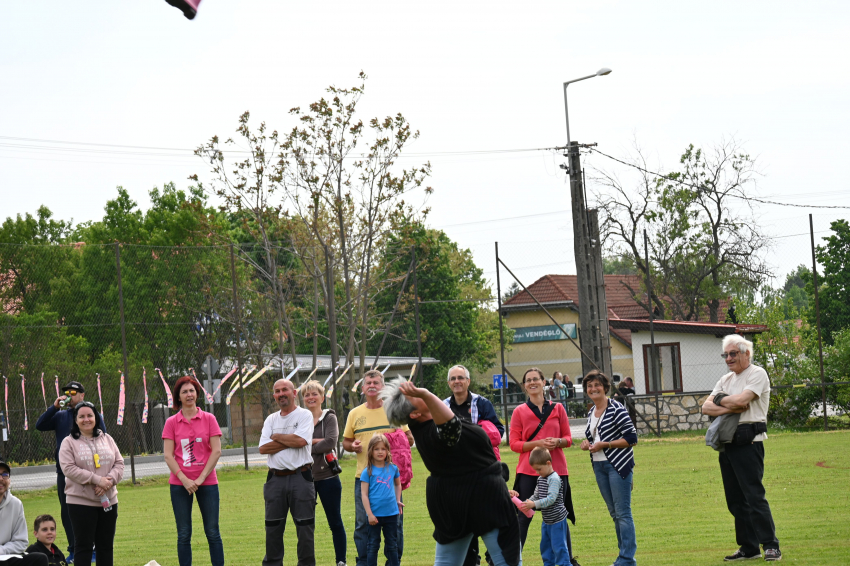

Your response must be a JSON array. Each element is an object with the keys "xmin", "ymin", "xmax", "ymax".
[{"xmin": 35, "ymin": 381, "xmax": 106, "ymax": 561}]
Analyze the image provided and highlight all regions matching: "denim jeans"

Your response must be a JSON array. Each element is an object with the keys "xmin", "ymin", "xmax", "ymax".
[
  {"xmin": 367, "ymin": 515, "xmax": 398, "ymax": 566},
  {"xmin": 316, "ymin": 476, "xmax": 347, "ymax": 564},
  {"xmin": 433, "ymin": 528, "xmax": 520, "ymax": 566},
  {"xmin": 540, "ymin": 519, "xmax": 572, "ymax": 566},
  {"xmin": 170, "ymin": 484, "xmax": 225, "ymax": 566},
  {"xmin": 355, "ymin": 479, "xmax": 403, "ymax": 566},
  {"xmin": 592, "ymin": 460, "xmax": 636, "ymax": 566}
]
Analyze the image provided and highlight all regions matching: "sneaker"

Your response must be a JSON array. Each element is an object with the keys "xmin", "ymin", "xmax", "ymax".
[
  {"xmin": 66, "ymin": 553, "xmax": 74, "ymax": 564},
  {"xmin": 725, "ymin": 549, "xmax": 761, "ymax": 561},
  {"xmin": 336, "ymin": 562, "xmax": 347, "ymax": 566},
  {"xmin": 764, "ymin": 549, "xmax": 782, "ymax": 561},
  {"xmin": 570, "ymin": 557, "xmax": 582, "ymax": 566},
  {"xmin": 92, "ymin": 550, "xmax": 96, "ymax": 562}
]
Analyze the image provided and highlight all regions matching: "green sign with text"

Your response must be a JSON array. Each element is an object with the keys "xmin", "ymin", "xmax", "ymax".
[{"xmin": 513, "ymin": 323, "xmax": 577, "ymax": 343}]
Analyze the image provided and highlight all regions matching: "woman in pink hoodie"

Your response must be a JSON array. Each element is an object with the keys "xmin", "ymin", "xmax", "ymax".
[{"xmin": 58, "ymin": 401, "xmax": 124, "ymax": 566}]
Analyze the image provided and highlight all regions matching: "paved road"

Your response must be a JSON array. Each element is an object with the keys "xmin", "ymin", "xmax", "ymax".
[{"xmin": 13, "ymin": 421, "xmax": 589, "ymax": 492}]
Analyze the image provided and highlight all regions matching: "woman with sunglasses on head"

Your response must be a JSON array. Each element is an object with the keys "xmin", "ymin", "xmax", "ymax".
[
  {"xmin": 162, "ymin": 375, "xmax": 224, "ymax": 566},
  {"xmin": 58, "ymin": 401, "xmax": 124, "ymax": 566},
  {"xmin": 580, "ymin": 370, "xmax": 638, "ymax": 566},
  {"xmin": 509, "ymin": 368, "xmax": 578, "ymax": 566}
]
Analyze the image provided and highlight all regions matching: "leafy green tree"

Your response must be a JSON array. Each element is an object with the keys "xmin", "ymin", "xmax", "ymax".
[{"xmin": 806, "ymin": 219, "xmax": 850, "ymax": 344}]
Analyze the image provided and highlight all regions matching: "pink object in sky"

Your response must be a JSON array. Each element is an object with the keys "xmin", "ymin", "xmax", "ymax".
[
  {"xmin": 165, "ymin": 0, "xmax": 201, "ymax": 20},
  {"xmin": 512, "ymin": 496, "xmax": 534, "ymax": 518}
]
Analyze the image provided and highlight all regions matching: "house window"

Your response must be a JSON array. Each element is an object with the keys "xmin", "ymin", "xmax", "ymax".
[{"xmin": 643, "ymin": 342, "xmax": 683, "ymax": 393}]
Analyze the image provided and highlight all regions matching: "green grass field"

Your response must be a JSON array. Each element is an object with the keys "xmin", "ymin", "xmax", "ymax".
[{"xmin": 17, "ymin": 430, "xmax": 850, "ymax": 566}]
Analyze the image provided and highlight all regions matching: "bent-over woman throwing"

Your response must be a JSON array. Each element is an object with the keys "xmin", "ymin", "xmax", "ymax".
[
  {"xmin": 162, "ymin": 375, "xmax": 224, "ymax": 566},
  {"xmin": 580, "ymin": 370, "xmax": 638, "ymax": 566}
]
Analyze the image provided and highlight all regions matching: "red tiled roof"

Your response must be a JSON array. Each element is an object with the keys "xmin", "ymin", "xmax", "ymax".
[{"xmin": 503, "ymin": 274, "xmax": 644, "ymax": 308}]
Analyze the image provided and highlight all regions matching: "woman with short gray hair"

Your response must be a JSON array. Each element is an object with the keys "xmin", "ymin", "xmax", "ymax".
[{"xmin": 381, "ymin": 379, "xmax": 520, "ymax": 566}]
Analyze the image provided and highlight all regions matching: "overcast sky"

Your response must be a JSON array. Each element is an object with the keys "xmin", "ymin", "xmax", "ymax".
[{"xmin": 2, "ymin": 1, "xmax": 848, "ymax": 293}]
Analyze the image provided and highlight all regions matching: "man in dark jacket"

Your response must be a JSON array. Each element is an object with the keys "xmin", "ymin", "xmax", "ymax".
[{"xmin": 35, "ymin": 381, "xmax": 106, "ymax": 562}]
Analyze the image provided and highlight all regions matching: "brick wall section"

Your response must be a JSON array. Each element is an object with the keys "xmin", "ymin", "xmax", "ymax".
[{"xmin": 633, "ymin": 393, "xmax": 711, "ymax": 435}]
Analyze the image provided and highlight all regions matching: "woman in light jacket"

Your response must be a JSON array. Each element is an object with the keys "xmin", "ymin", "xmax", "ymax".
[
  {"xmin": 58, "ymin": 401, "xmax": 124, "ymax": 566},
  {"xmin": 301, "ymin": 380, "xmax": 347, "ymax": 566}
]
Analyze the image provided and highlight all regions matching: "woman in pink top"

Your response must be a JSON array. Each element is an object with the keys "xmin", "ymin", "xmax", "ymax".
[
  {"xmin": 509, "ymin": 367, "xmax": 575, "ymax": 551},
  {"xmin": 162, "ymin": 376, "xmax": 224, "ymax": 566},
  {"xmin": 58, "ymin": 401, "xmax": 124, "ymax": 566}
]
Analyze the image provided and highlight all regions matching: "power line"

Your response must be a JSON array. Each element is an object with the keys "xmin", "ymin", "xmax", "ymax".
[{"xmin": 589, "ymin": 147, "xmax": 850, "ymax": 210}]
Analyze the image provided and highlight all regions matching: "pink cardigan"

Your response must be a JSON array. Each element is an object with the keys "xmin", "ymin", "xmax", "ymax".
[
  {"xmin": 59, "ymin": 432, "xmax": 124, "ymax": 507},
  {"xmin": 509, "ymin": 401, "xmax": 572, "ymax": 477}
]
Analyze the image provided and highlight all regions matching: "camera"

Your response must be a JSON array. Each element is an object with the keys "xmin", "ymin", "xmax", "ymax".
[{"xmin": 325, "ymin": 451, "xmax": 343, "ymax": 475}]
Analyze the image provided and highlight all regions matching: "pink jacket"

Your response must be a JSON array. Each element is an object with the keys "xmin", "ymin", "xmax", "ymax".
[
  {"xmin": 480, "ymin": 419, "xmax": 502, "ymax": 460},
  {"xmin": 384, "ymin": 429, "xmax": 413, "ymax": 490},
  {"xmin": 59, "ymin": 433, "xmax": 124, "ymax": 507}
]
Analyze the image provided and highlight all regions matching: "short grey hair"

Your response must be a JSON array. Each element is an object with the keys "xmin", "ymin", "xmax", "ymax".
[
  {"xmin": 722, "ymin": 334, "xmax": 753, "ymax": 356},
  {"xmin": 446, "ymin": 364, "xmax": 470, "ymax": 382},
  {"xmin": 380, "ymin": 378, "xmax": 416, "ymax": 426}
]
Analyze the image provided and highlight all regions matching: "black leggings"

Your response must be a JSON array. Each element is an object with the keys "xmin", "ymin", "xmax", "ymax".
[
  {"xmin": 68, "ymin": 503, "xmax": 118, "ymax": 566},
  {"xmin": 513, "ymin": 473, "xmax": 539, "ymax": 547}
]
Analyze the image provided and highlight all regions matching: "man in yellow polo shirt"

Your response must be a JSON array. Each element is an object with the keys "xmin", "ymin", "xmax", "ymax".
[{"xmin": 343, "ymin": 369, "xmax": 413, "ymax": 566}]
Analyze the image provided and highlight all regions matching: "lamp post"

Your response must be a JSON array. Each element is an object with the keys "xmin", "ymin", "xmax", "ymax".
[
  {"xmin": 563, "ymin": 67, "xmax": 612, "ymax": 148},
  {"xmin": 562, "ymin": 67, "xmax": 613, "ymax": 379}
]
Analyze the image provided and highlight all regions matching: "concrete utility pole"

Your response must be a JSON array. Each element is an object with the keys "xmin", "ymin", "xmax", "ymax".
[{"xmin": 566, "ymin": 143, "xmax": 612, "ymax": 377}]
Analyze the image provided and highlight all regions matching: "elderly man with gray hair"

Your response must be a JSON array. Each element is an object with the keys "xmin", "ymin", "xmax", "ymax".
[
  {"xmin": 382, "ymin": 378, "xmax": 520, "ymax": 566},
  {"xmin": 702, "ymin": 335, "xmax": 781, "ymax": 562}
]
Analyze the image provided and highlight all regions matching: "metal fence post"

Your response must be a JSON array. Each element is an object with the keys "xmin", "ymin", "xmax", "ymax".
[
  {"xmin": 412, "ymin": 245, "xmax": 423, "ymax": 383},
  {"xmin": 655, "ymin": 393, "xmax": 661, "ymax": 438},
  {"xmin": 495, "ymin": 242, "xmax": 508, "ymax": 430},
  {"xmin": 809, "ymin": 214, "xmax": 828, "ymax": 431},
  {"xmin": 114, "ymin": 243, "xmax": 137, "ymax": 483},
  {"xmin": 230, "ymin": 244, "xmax": 249, "ymax": 470}
]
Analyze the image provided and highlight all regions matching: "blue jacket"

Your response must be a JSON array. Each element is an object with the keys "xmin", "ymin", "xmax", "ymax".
[{"xmin": 35, "ymin": 405, "xmax": 107, "ymax": 468}]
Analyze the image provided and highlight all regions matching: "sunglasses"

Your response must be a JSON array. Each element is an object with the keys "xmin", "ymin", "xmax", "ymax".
[
  {"xmin": 64, "ymin": 390, "xmax": 78, "ymax": 396},
  {"xmin": 720, "ymin": 352, "xmax": 740, "ymax": 360}
]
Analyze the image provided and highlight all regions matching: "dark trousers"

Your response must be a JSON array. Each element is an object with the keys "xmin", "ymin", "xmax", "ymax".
[
  {"xmin": 719, "ymin": 441, "xmax": 779, "ymax": 554},
  {"xmin": 263, "ymin": 471, "xmax": 317, "ymax": 566},
  {"xmin": 67, "ymin": 503, "xmax": 118, "ymax": 566},
  {"xmin": 513, "ymin": 473, "xmax": 539, "ymax": 547},
  {"xmin": 366, "ymin": 515, "xmax": 399, "ymax": 566},
  {"xmin": 56, "ymin": 470, "xmax": 75, "ymax": 554},
  {"xmin": 170, "ymin": 484, "xmax": 225, "ymax": 566},
  {"xmin": 1, "ymin": 555, "xmax": 48, "ymax": 566},
  {"xmin": 315, "ymin": 476, "xmax": 347, "ymax": 564}
]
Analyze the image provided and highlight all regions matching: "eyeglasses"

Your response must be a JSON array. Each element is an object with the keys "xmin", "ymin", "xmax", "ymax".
[
  {"xmin": 65, "ymin": 390, "xmax": 78, "ymax": 396},
  {"xmin": 0, "ymin": 472, "xmax": 10, "ymax": 479},
  {"xmin": 448, "ymin": 376, "xmax": 468, "ymax": 382},
  {"xmin": 525, "ymin": 377, "xmax": 543, "ymax": 383},
  {"xmin": 720, "ymin": 351, "xmax": 740, "ymax": 360}
]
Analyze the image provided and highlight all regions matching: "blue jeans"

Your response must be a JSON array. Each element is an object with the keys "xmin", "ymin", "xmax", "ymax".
[
  {"xmin": 433, "ymin": 528, "xmax": 520, "ymax": 566},
  {"xmin": 367, "ymin": 515, "xmax": 399, "ymax": 566},
  {"xmin": 592, "ymin": 460, "xmax": 636, "ymax": 566},
  {"xmin": 355, "ymin": 479, "xmax": 403, "ymax": 566},
  {"xmin": 541, "ymin": 519, "xmax": 572, "ymax": 566},
  {"xmin": 316, "ymin": 476, "xmax": 347, "ymax": 564},
  {"xmin": 170, "ymin": 484, "xmax": 225, "ymax": 566}
]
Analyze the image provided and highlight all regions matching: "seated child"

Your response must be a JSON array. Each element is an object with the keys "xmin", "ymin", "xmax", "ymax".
[{"xmin": 26, "ymin": 515, "xmax": 67, "ymax": 566}]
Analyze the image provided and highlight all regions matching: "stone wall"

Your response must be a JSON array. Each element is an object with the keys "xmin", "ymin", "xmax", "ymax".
[{"xmin": 632, "ymin": 393, "xmax": 711, "ymax": 435}]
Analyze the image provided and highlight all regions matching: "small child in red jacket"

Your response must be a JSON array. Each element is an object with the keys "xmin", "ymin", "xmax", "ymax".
[{"xmin": 26, "ymin": 515, "xmax": 67, "ymax": 566}]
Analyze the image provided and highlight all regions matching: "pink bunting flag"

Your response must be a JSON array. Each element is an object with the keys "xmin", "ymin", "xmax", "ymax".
[
  {"xmin": 190, "ymin": 368, "xmax": 214, "ymax": 404},
  {"xmin": 142, "ymin": 368, "xmax": 149, "ymax": 424},
  {"xmin": 156, "ymin": 368, "xmax": 173, "ymax": 409},
  {"xmin": 41, "ymin": 373, "xmax": 47, "ymax": 409},
  {"xmin": 20, "ymin": 375, "xmax": 28, "ymax": 431},
  {"xmin": 55, "ymin": 376, "xmax": 59, "ymax": 398},
  {"xmin": 96, "ymin": 374, "xmax": 104, "ymax": 418},
  {"xmin": 117, "ymin": 372, "xmax": 126, "ymax": 425},
  {"xmin": 211, "ymin": 365, "xmax": 239, "ymax": 400},
  {"xmin": 3, "ymin": 377, "xmax": 8, "ymax": 435}
]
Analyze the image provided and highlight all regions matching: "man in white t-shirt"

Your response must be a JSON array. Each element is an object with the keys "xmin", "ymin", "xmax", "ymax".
[
  {"xmin": 259, "ymin": 379, "xmax": 316, "ymax": 566},
  {"xmin": 702, "ymin": 335, "xmax": 781, "ymax": 562}
]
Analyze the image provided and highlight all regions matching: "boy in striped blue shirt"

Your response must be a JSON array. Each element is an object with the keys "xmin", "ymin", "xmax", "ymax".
[{"xmin": 510, "ymin": 447, "xmax": 579, "ymax": 566}]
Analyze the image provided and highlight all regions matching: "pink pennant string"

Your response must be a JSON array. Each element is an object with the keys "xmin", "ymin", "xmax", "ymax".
[
  {"xmin": 20, "ymin": 375, "xmax": 28, "ymax": 431},
  {"xmin": 190, "ymin": 368, "xmax": 214, "ymax": 404},
  {"xmin": 97, "ymin": 373, "xmax": 104, "ymax": 418},
  {"xmin": 156, "ymin": 368, "xmax": 173, "ymax": 409},
  {"xmin": 117, "ymin": 371, "xmax": 126, "ymax": 425},
  {"xmin": 41, "ymin": 373, "xmax": 47, "ymax": 409},
  {"xmin": 142, "ymin": 368, "xmax": 149, "ymax": 424},
  {"xmin": 55, "ymin": 376, "xmax": 59, "ymax": 398},
  {"xmin": 211, "ymin": 365, "xmax": 239, "ymax": 400}
]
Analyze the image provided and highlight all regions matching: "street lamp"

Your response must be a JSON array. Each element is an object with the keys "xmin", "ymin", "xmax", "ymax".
[{"xmin": 563, "ymin": 67, "xmax": 612, "ymax": 147}]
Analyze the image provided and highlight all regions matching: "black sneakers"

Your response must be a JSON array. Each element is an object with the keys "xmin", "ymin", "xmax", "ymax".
[
  {"xmin": 763, "ymin": 549, "xmax": 782, "ymax": 561},
  {"xmin": 724, "ymin": 549, "xmax": 761, "ymax": 561}
]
